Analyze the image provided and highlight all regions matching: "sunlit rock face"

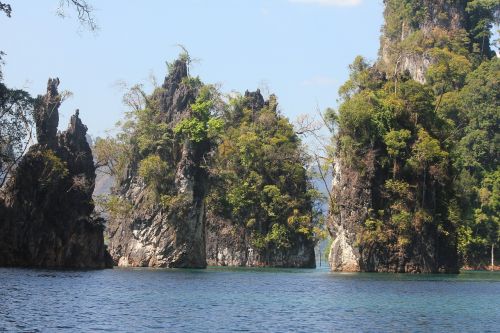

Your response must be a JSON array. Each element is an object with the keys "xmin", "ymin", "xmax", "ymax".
[
  {"xmin": 0, "ymin": 78, "xmax": 112, "ymax": 269},
  {"xmin": 106, "ymin": 60, "xmax": 208, "ymax": 268},
  {"xmin": 327, "ymin": 150, "xmax": 373, "ymax": 272},
  {"xmin": 328, "ymin": 139, "xmax": 459, "ymax": 273},
  {"xmin": 380, "ymin": 0, "xmax": 467, "ymax": 84}
]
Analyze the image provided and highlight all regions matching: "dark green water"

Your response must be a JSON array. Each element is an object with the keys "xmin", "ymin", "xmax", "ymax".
[{"xmin": 0, "ymin": 267, "xmax": 499, "ymax": 332}]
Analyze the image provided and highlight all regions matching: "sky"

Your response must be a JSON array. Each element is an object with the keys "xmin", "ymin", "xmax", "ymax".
[{"xmin": 2, "ymin": 0, "xmax": 384, "ymax": 138}]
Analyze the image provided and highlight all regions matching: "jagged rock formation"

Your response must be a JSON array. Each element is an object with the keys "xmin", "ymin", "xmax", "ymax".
[
  {"xmin": 104, "ymin": 78, "xmax": 317, "ymax": 268},
  {"xmin": 205, "ymin": 90, "xmax": 316, "ymax": 268},
  {"xmin": 34, "ymin": 78, "xmax": 60, "ymax": 147},
  {"xmin": 106, "ymin": 60, "xmax": 208, "ymax": 268},
  {"xmin": 0, "ymin": 78, "xmax": 112, "ymax": 269}
]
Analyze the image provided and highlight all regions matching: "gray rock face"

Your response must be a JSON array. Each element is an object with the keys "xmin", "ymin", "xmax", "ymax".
[
  {"xmin": 0, "ymin": 78, "xmax": 112, "ymax": 269},
  {"xmin": 206, "ymin": 212, "xmax": 316, "ymax": 268},
  {"xmin": 380, "ymin": 0, "xmax": 466, "ymax": 83},
  {"xmin": 34, "ymin": 78, "xmax": 60, "ymax": 147},
  {"xmin": 327, "ymin": 150, "xmax": 375, "ymax": 272},
  {"xmin": 106, "ymin": 60, "xmax": 208, "ymax": 268}
]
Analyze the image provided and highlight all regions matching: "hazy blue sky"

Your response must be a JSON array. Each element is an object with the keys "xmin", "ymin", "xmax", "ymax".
[{"xmin": 2, "ymin": 0, "xmax": 384, "ymax": 138}]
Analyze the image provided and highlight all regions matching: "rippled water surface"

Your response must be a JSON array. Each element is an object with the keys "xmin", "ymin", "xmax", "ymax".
[{"xmin": 1, "ymin": 267, "xmax": 499, "ymax": 332}]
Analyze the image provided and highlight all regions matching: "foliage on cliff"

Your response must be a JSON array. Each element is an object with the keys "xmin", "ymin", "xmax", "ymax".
[
  {"xmin": 94, "ymin": 60, "xmax": 222, "ymax": 207},
  {"xmin": 382, "ymin": 0, "xmax": 499, "ymax": 67},
  {"xmin": 207, "ymin": 91, "xmax": 322, "ymax": 252},
  {"xmin": 331, "ymin": 0, "xmax": 499, "ymax": 268}
]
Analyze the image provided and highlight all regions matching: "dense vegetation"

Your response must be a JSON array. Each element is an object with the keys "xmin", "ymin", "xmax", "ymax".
[
  {"xmin": 330, "ymin": 0, "xmax": 499, "ymax": 268},
  {"xmin": 207, "ymin": 91, "xmax": 322, "ymax": 251},
  {"xmin": 382, "ymin": 0, "xmax": 499, "ymax": 69}
]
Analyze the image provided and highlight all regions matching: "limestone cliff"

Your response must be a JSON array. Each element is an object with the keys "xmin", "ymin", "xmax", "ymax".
[
  {"xmin": 0, "ymin": 78, "xmax": 112, "ymax": 269},
  {"xmin": 328, "ymin": 153, "xmax": 374, "ymax": 272},
  {"xmin": 329, "ymin": 148, "xmax": 457, "ymax": 273},
  {"xmin": 106, "ymin": 60, "xmax": 208, "ymax": 268},
  {"xmin": 380, "ymin": 0, "xmax": 468, "ymax": 83},
  {"xmin": 327, "ymin": 0, "xmax": 476, "ymax": 273}
]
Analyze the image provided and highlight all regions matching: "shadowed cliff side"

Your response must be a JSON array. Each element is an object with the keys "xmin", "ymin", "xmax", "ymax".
[{"xmin": 0, "ymin": 78, "xmax": 112, "ymax": 269}]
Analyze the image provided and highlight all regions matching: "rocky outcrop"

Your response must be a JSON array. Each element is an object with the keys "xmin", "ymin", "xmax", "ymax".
[
  {"xmin": 0, "ymin": 78, "xmax": 112, "ymax": 269},
  {"xmin": 327, "ymin": 155, "xmax": 373, "ymax": 272},
  {"xmin": 205, "ymin": 89, "xmax": 316, "ymax": 268},
  {"xmin": 106, "ymin": 60, "xmax": 208, "ymax": 268},
  {"xmin": 34, "ymin": 78, "xmax": 60, "ymax": 147},
  {"xmin": 328, "ymin": 0, "xmax": 465, "ymax": 273},
  {"xmin": 242, "ymin": 89, "xmax": 265, "ymax": 111},
  {"xmin": 380, "ymin": 0, "xmax": 467, "ymax": 83},
  {"xmin": 328, "ymin": 149, "xmax": 457, "ymax": 273},
  {"xmin": 206, "ymin": 212, "xmax": 316, "ymax": 268}
]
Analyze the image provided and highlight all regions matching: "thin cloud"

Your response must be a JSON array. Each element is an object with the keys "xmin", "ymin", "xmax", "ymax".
[
  {"xmin": 302, "ymin": 76, "xmax": 336, "ymax": 86},
  {"xmin": 289, "ymin": 0, "xmax": 362, "ymax": 6}
]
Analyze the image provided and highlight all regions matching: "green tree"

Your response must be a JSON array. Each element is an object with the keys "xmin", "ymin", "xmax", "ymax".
[
  {"xmin": 174, "ymin": 86, "xmax": 223, "ymax": 143},
  {"xmin": 452, "ymin": 58, "xmax": 499, "ymax": 266},
  {"xmin": 410, "ymin": 128, "xmax": 448, "ymax": 208},
  {"xmin": 0, "ymin": 71, "xmax": 34, "ymax": 187},
  {"xmin": 384, "ymin": 129, "xmax": 411, "ymax": 178},
  {"xmin": 138, "ymin": 154, "xmax": 170, "ymax": 196},
  {"xmin": 427, "ymin": 48, "xmax": 472, "ymax": 95},
  {"xmin": 466, "ymin": 0, "xmax": 500, "ymax": 58},
  {"xmin": 208, "ymin": 91, "xmax": 320, "ymax": 253}
]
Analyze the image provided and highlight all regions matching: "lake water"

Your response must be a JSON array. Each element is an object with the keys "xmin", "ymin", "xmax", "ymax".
[{"xmin": 1, "ymin": 267, "xmax": 499, "ymax": 332}]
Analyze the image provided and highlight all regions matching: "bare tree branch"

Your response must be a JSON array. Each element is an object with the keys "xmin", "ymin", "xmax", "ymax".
[
  {"xmin": 313, "ymin": 154, "xmax": 333, "ymax": 204},
  {"xmin": 0, "ymin": 1, "xmax": 11, "ymax": 17},
  {"xmin": 57, "ymin": 0, "xmax": 98, "ymax": 32},
  {"xmin": 294, "ymin": 114, "xmax": 322, "ymax": 136}
]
